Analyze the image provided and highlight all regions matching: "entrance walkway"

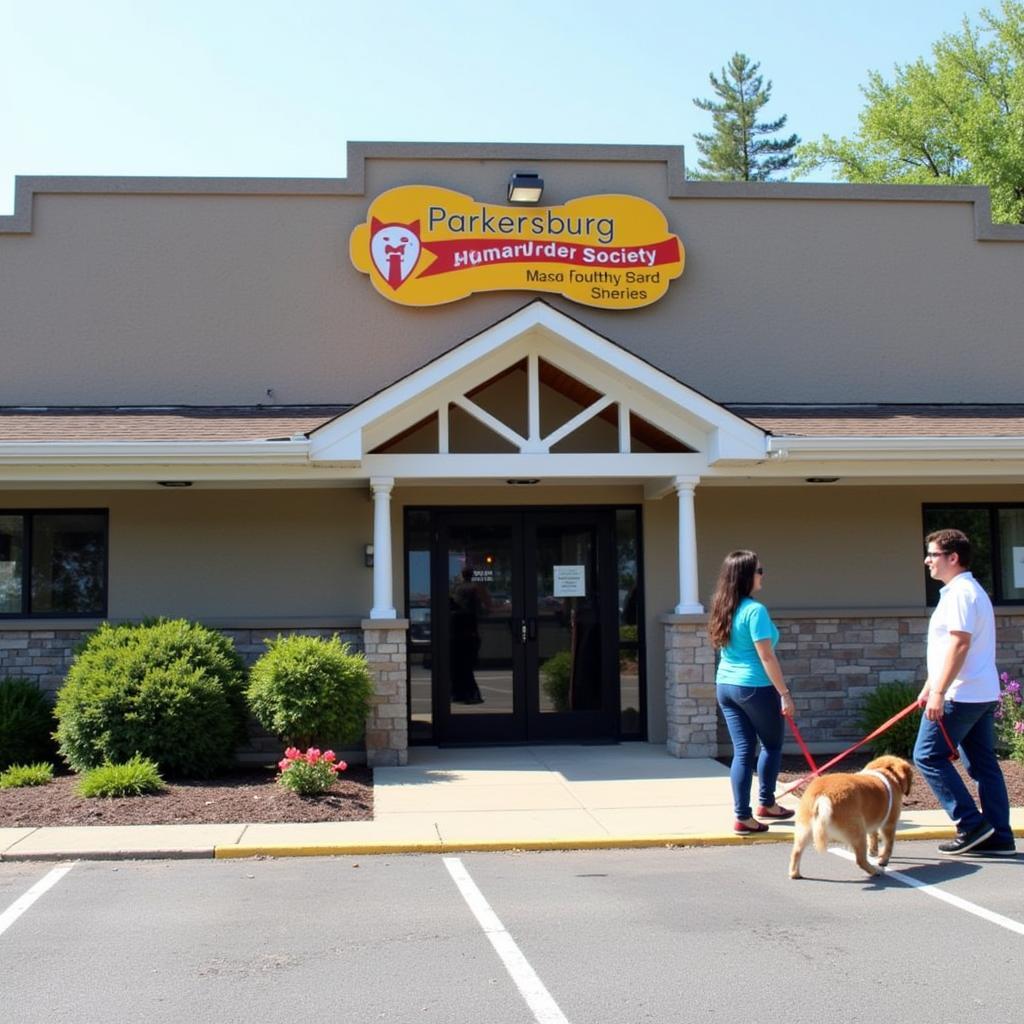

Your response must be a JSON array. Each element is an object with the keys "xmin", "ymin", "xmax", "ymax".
[{"xmin": 3, "ymin": 744, "xmax": 1007, "ymax": 861}]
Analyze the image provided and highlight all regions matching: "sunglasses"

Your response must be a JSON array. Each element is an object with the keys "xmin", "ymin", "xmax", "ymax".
[
  {"xmin": 755, "ymin": 567, "xmax": 765, "ymax": 575},
  {"xmin": 924, "ymin": 551, "xmax": 949, "ymax": 560}
]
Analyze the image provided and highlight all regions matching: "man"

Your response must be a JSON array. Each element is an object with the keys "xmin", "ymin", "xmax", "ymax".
[{"xmin": 913, "ymin": 529, "xmax": 1015, "ymax": 855}]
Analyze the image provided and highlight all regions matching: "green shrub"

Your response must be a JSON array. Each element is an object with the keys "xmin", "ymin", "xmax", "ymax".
[
  {"xmin": 247, "ymin": 634, "xmax": 373, "ymax": 748},
  {"xmin": 540, "ymin": 650, "xmax": 573, "ymax": 712},
  {"xmin": 54, "ymin": 619, "xmax": 248, "ymax": 777},
  {"xmin": 0, "ymin": 677, "xmax": 59, "ymax": 771},
  {"xmin": 77, "ymin": 756, "xmax": 165, "ymax": 798},
  {"xmin": 0, "ymin": 762, "xmax": 55, "ymax": 789},
  {"xmin": 859, "ymin": 680, "xmax": 923, "ymax": 757}
]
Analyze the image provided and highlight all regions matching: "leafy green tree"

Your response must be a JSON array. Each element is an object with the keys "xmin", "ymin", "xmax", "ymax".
[
  {"xmin": 798, "ymin": 2, "xmax": 1024, "ymax": 223},
  {"xmin": 690, "ymin": 52, "xmax": 799, "ymax": 181}
]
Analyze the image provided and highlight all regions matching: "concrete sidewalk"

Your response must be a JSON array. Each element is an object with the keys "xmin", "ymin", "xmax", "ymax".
[{"xmin": 1, "ymin": 744, "xmax": 1020, "ymax": 861}]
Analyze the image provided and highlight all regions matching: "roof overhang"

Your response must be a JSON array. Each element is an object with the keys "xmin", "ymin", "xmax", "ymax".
[{"xmin": 309, "ymin": 301, "xmax": 767, "ymax": 479}]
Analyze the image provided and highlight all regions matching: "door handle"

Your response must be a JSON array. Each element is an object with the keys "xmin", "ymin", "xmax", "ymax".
[
  {"xmin": 520, "ymin": 619, "xmax": 528, "ymax": 644},
  {"xmin": 526, "ymin": 617, "xmax": 537, "ymax": 641}
]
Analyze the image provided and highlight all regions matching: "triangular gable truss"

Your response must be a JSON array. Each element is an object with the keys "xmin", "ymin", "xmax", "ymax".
[{"xmin": 309, "ymin": 301, "xmax": 766, "ymax": 477}]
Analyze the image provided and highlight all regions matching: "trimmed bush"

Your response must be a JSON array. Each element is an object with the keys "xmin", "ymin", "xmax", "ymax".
[
  {"xmin": 859, "ymin": 680, "xmax": 923, "ymax": 758},
  {"xmin": 0, "ymin": 677, "xmax": 59, "ymax": 771},
  {"xmin": 54, "ymin": 619, "xmax": 248, "ymax": 777},
  {"xmin": 78, "ymin": 756, "xmax": 164, "ymax": 798},
  {"xmin": 540, "ymin": 651, "xmax": 573, "ymax": 712},
  {"xmin": 247, "ymin": 634, "xmax": 373, "ymax": 748},
  {"xmin": 0, "ymin": 762, "xmax": 54, "ymax": 789}
]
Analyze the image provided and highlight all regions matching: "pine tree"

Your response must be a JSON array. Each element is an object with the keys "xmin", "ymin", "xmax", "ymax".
[{"xmin": 691, "ymin": 53, "xmax": 799, "ymax": 181}]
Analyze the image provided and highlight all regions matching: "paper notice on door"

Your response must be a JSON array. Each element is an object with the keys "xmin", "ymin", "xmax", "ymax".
[
  {"xmin": 1013, "ymin": 546, "xmax": 1024, "ymax": 590},
  {"xmin": 553, "ymin": 565, "xmax": 586, "ymax": 597}
]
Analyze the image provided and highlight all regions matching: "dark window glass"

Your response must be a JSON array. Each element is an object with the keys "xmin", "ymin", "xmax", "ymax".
[
  {"xmin": 996, "ymin": 508, "xmax": 1024, "ymax": 602},
  {"xmin": 0, "ymin": 511, "xmax": 107, "ymax": 617},
  {"xmin": 616, "ymin": 508, "xmax": 643, "ymax": 738},
  {"xmin": 0, "ymin": 515, "xmax": 24, "ymax": 614},
  {"xmin": 406, "ymin": 509, "xmax": 433, "ymax": 742},
  {"xmin": 921, "ymin": 504, "xmax": 1024, "ymax": 605}
]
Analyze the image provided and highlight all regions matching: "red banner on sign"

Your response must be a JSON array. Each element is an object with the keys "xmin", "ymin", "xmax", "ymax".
[{"xmin": 418, "ymin": 237, "xmax": 681, "ymax": 278}]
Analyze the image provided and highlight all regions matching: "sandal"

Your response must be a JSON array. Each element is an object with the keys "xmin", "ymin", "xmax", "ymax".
[
  {"xmin": 756, "ymin": 804, "xmax": 795, "ymax": 820},
  {"xmin": 734, "ymin": 819, "xmax": 770, "ymax": 834}
]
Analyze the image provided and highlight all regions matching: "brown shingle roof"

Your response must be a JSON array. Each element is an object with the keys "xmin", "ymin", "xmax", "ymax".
[
  {"xmin": 0, "ymin": 406, "xmax": 348, "ymax": 442},
  {"xmin": 2, "ymin": 404, "xmax": 1024, "ymax": 444},
  {"xmin": 728, "ymin": 404, "xmax": 1024, "ymax": 438}
]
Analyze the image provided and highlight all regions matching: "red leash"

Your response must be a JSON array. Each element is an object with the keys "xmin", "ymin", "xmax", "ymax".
[
  {"xmin": 786, "ymin": 714, "xmax": 818, "ymax": 773},
  {"xmin": 778, "ymin": 699, "xmax": 958, "ymax": 800}
]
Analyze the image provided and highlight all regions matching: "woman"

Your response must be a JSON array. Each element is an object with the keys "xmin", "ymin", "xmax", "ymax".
[{"xmin": 709, "ymin": 550, "xmax": 796, "ymax": 834}]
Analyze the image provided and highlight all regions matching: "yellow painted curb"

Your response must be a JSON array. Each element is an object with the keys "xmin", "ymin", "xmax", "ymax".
[
  {"xmin": 210, "ymin": 824, "xmax": 1021, "ymax": 860},
  {"xmin": 213, "ymin": 833, "xmax": 792, "ymax": 858}
]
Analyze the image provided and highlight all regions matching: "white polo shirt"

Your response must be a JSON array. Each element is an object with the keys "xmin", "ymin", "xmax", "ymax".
[{"xmin": 927, "ymin": 571, "xmax": 1000, "ymax": 702}]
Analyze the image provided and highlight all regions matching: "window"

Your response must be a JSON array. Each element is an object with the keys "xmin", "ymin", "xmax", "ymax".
[
  {"xmin": 922, "ymin": 504, "xmax": 1024, "ymax": 605},
  {"xmin": 0, "ymin": 511, "xmax": 108, "ymax": 617}
]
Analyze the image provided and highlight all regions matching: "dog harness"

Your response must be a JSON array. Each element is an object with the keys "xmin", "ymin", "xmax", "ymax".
[{"xmin": 860, "ymin": 768, "xmax": 894, "ymax": 819}]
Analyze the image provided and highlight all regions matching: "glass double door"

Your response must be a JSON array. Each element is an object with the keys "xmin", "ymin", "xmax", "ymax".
[{"xmin": 434, "ymin": 509, "xmax": 619, "ymax": 743}]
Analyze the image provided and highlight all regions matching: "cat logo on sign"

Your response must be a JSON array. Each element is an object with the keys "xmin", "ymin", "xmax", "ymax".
[{"xmin": 349, "ymin": 185, "xmax": 684, "ymax": 309}]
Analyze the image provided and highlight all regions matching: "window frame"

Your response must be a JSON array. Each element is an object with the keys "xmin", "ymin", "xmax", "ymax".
[
  {"xmin": 0, "ymin": 508, "xmax": 109, "ymax": 619},
  {"xmin": 921, "ymin": 502, "xmax": 1024, "ymax": 606}
]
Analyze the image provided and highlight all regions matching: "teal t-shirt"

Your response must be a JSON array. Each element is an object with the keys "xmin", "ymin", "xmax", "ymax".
[{"xmin": 715, "ymin": 597, "xmax": 779, "ymax": 687}]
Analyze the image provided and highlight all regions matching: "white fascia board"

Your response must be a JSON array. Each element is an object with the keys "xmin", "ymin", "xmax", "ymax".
[
  {"xmin": 707, "ymin": 426, "xmax": 771, "ymax": 462},
  {"xmin": 0, "ymin": 440, "xmax": 312, "ymax": 465},
  {"xmin": 765, "ymin": 436, "xmax": 1024, "ymax": 460},
  {"xmin": 361, "ymin": 451, "xmax": 709, "ymax": 479},
  {"xmin": 307, "ymin": 428, "xmax": 363, "ymax": 464},
  {"xmin": 703, "ymin": 458, "xmax": 1024, "ymax": 481},
  {"xmin": 0, "ymin": 464, "xmax": 354, "ymax": 485}
]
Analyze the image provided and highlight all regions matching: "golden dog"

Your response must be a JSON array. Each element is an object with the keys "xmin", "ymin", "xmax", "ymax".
[{"xmin": 788, "ymin": 755, "xmax": 914, "ymax": 879}]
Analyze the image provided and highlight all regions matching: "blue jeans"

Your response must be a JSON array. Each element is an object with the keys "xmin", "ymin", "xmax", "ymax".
[
  {"xmin": 717, "ymin": 684, "xmax": 785, "ymax": 820},
  {"xmin": 913, "ymin": 700, "xmax": 1012, "ymax": 841}
]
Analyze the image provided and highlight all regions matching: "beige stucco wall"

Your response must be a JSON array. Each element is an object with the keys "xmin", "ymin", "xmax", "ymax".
[
  {"xmin": 3, "ymin": 148, "xmax": 1024, "ymax": 408},
  {"xmin": 0, "ymin": 488, "xmax": 373, "ymax": 621},
  {"xmin": 693, "ymin": 483, "xmax": 1024, "ymax": 611}
]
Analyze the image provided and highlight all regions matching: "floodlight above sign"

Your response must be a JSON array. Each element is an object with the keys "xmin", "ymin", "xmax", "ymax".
[{"xmin": 349, "ymin": 185, "xmax": 685, "ymax": 309}]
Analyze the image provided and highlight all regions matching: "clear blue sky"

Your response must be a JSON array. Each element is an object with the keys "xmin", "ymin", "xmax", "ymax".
[{"xmin": 1, "ymin": 0, "xmax": 996, "ymax": 213}]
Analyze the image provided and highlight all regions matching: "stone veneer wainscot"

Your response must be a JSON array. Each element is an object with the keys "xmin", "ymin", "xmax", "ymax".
[{"xmin": 665, "ymin": 610, "xmax": 1024, "ymax": 757}]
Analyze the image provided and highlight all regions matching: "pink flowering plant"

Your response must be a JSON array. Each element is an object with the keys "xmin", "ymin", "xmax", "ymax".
[
  {"xmin": 277, "ymin": 746, "xmax": 347, "ymax": 796},
  {"xmin": 995, "ymin": 672, "xmax": 1024, "ymax": 764}
]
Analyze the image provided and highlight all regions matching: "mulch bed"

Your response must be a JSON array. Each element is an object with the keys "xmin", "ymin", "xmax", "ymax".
[{"xmin": 0, "ymin": 765, "xmax": 373, "ymax": 828}]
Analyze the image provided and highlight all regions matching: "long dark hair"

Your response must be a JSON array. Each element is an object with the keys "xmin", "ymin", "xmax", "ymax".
[{"xmin": 708, "ymin": 550, "xmax": 759, "ymax": 649}]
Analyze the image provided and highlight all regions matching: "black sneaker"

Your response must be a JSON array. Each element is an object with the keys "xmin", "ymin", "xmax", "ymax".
[
  {"xmin": 938, "ymin": 822, "xmax": 995, "ymax": 855},
  {"xmin": 970, "ymin": 834, "xmax": 1017, "ymax": 857}
]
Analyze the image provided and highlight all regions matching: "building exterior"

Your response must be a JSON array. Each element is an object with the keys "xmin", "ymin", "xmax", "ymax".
[{"xmin": 2, "ymin": 142, "xmax": 1023, "ymax": 766}]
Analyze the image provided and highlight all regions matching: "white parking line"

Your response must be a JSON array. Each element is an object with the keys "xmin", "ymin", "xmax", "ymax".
[
  {"xmin": 443, "ymin": 857, "xmax": 570, "ymax": 1024},
  {"xmin": 830, "ymin": 850, "xmax": 1024, "ymax": 936},
  {"xmin": 0, "ymin": 863, "xmax": 76, "ymax": 939}
]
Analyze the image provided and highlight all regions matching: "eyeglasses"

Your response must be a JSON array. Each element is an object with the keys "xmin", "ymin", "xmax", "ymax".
[
  {"xmin": 755, "ymin": 567, "xmax": 765, "ymax": 575},
  {"xmin": 924, "ymin": 551, "xmax": 949, "ymax": 560}
]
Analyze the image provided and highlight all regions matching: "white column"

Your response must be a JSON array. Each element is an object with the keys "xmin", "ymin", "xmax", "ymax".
[
  {"xmin": 674, "ymin": 475, "xmax": 704, "ymax": 614},
  {"xmin": 370, "ymin": 476, "xmax": 397, "ymax": 619}
]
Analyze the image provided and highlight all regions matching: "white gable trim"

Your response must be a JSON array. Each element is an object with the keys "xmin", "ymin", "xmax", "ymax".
[{"xmin": 308, "ymin": 301, "xmax": 767, "ymax": 469}]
